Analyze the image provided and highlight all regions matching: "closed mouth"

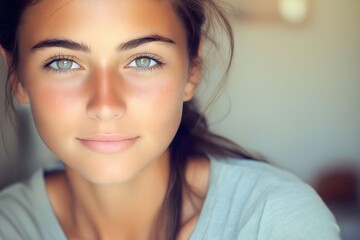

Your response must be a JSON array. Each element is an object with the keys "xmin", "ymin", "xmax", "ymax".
[{"xmin": 77, "ymin": 134, "xmax": 139, "ymax": 154}]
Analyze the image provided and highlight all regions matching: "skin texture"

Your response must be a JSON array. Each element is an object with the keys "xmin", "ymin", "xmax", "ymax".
[
  {"xmin": 16, "ymin": 0, "xmax": 197, "ymax": 184},
  {"xmin": 1, "ymin": 0, "xmax": 210, "ymax": 239}
]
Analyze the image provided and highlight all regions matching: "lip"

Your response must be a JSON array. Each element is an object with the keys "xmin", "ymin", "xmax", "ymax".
[{"xmin": 77, "ymin": 134, "xmax": 139, "ymax": 154}]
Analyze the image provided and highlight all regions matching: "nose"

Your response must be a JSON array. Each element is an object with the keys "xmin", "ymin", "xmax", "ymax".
[{"xmin": 86, "ymin": 68, "xmax": 126, "ymax": 121}]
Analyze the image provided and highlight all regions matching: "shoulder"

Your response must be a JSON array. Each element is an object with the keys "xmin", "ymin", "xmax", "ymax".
[
  {"xmin": 210, "ymin": 157, "xmax": 327, "ymax": 199},
  {"xmin": 209, "ymin": 157, "xmax": 315, "ymax": 201},
  {"xmin": 0, "ymin": 170, "xmax": 42, "ymax": 238},
  {"xmin": 191, "ymin": 157, "xmax": 341, "ymax": 240},
  {"xmin": 211, "ymin": 157, "xmax": 300, "ymax": 181},
  {"xmin": 0, "ymin": 169, "xmax": 65, "ymax": 239}
]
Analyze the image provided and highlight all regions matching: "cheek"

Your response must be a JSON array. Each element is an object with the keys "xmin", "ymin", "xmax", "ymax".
[
  {"xmin": 153, "ymin": 89, "xmax": 183, "ymax": 133},
  {"xmin": 26, "ymin": 81, "xmax": 85, "ymax": 138},
  {"xmin": 126, "ymin": 74, "xmax": 186, "ymax": 144},
  {"xmin": 132, "ymin": 74, "xmax": 186, "ymax": 118},
  {"xmin": 20, "ymin": 61, "xmax": 84, "ymax": 112},
  {"xmin": 26, "ymin": 86, "xmax": 87, "ymax": 157},
  {"xmin": 29, "ymin": 84, "xmax": 81, "ymax": 113},
  {"xmin": 135, "ymin": 85, "xmax": 184, "ymax": 154}
]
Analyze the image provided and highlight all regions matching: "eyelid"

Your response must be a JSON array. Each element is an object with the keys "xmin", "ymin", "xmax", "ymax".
[
  {"xmin": 125, "ymin": 53, "xmax": 165, "ymax": 70},
  {"xmin": 42, "ymin": 54, "xmax": 82, "ymax": 73},
  {"xmin": 43, "ymin": 54, "xmax": 74, "ymax": 67}
]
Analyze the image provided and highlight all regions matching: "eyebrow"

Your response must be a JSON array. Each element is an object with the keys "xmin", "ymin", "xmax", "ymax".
[
  {"xmin": 118, "ymin": 34, "xmax": 175, "ymax": 51},
  {"xmin": 31, "ymin": 39, "xmax": 90, "ymax": 52},
  {"xmin": 31, "ymin": 34, "xmax": 176, "ymax": 52}
]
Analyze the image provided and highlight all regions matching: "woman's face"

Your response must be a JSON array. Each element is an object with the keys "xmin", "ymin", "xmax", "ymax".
[{"xmin": 14, "ymin": 0, "xmax": 200, "ymax": 183}]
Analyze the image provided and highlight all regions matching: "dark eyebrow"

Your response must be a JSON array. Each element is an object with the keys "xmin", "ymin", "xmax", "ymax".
[
  {"xmin": 118, "ymin": 34, "xmax": 175, "ymax": 51},
  {"xmin": 31, "ymin": 34, "xmax": 175, "ymax": 53},
  {"xmin": 31, "ymin": 38, "xmax": 90, "ymax": 52}
]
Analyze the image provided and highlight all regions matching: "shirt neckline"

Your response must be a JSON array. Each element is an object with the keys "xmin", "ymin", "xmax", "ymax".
[{"xmin": 37, "ymin": 157, "xmax": 218, "ymax": 239}]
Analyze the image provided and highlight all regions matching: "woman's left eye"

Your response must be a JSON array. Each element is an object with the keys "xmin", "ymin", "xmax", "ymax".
[
  {"xmin": 127, "ymin": 57, "xmax": 160, "ymax": 69},
  {"xmin": 48, "ymin": 59, "xmax": 81, "ymax": 71}
]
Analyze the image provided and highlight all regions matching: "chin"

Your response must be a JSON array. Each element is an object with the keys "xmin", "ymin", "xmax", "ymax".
[{"xmin": 77, "ymin": 159, "xmax": 154, "ymax": 185}]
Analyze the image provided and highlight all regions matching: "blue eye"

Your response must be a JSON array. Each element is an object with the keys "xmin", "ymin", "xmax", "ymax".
[
  {"xmin": 128, "ymin": 57, "xmax": 158, "ymax": 68},
  {"xmin": 48, "ymin": 59, "xmax": 81, "ymax": 70},
  {"xmin": 127, "ymin": 55, "xmax": 164, "ymax": 71}
]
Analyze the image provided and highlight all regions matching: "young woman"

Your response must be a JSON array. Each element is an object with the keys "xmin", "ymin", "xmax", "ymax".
[{"xmin": 0, "ymin": 0, "xmax": 340, "ymax": 239}]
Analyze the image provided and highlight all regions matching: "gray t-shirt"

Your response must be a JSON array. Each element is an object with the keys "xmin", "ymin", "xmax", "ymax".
[{"xmin": 0, "ymin": 157, "xmax": 340, "ymax": 239}]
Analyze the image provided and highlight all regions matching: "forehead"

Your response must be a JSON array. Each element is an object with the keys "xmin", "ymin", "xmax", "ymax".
[{"xmin": 18, "ymin": 0, "xmax": 185, "ymax": 51}]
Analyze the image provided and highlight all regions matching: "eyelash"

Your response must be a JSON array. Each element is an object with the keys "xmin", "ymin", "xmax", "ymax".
[
  {"xmin": 126, "ymin": 54, "xmax": 165, "ymax": 72},
  {"xmin": 42, "ymin": 53, "xmax": 165, "ymax": 74},
  {"xmin": 42, "ymin": 55, "xmax": 78, "ymax": 74}
]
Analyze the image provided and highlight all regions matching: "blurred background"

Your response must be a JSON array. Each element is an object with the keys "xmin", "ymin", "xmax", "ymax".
[{"xmin": 0, "ymin": 0, "xmax": 359, "ymax": 239}]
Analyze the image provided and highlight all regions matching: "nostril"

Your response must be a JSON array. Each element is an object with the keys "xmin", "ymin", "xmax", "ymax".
[
  {"xmin": 87, "ymin": 101, "xmax": 126, "ymax": 120},
  {"xmin": 86, "ymin": 94, "xmax": 126, "ymax": 121}
]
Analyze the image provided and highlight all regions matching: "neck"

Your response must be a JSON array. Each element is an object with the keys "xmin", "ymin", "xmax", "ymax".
[{"xmin": 61, "ymin": 152, "xmax": 170, "ymax": 239}]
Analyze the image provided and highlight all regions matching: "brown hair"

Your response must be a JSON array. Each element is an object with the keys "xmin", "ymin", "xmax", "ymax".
[{"xmin": 0, "ymin": 0, "xmax": 257, "ymax": 238}]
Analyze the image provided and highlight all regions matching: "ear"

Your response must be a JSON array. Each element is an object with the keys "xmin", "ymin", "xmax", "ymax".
[
  {"xmin": 0, "ymin": 45, "xmax": 30, "ymax": 104},
  {"xmin": 0, "ymin": 45, "xmax": 12, "ymax": 69},
  {"xmin": 183, "ymin": 58, "xmax": 202, "ymax": 101},
  {"xmin": 13, "ymin": 80, "xmax": 30, "ymax": 104},
  {"xmin": 183, "ymin": 41, "xmax": 203, "ymax": 102}
]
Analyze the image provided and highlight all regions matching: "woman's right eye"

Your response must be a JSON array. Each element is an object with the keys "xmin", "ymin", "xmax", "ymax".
[{"xmin": 44, "ymin": 58, "xmax": 81, "ymax": 73}]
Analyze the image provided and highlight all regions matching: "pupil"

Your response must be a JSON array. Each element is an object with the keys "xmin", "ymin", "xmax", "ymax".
[
  {"xmin": 136, "ymin": 58, "xmax": 150, "ymax": 67},
  {"xmin": 57, "ymin": 60, "xmax": 72, "ymax": 69}
]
